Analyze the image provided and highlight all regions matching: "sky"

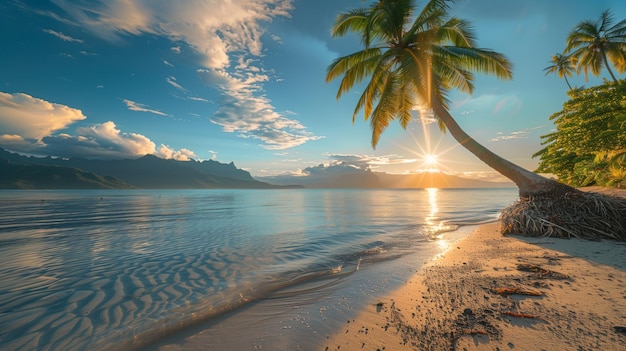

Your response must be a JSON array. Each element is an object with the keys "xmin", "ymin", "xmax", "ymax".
[{"xmin": 1, "ymin": 0, "xmax": 625, "ymax": 182}]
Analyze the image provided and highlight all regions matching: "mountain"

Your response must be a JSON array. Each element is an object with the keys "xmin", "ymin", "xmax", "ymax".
[
  {"xmin": 375, "ymin": 172, "xmax": 514, "ymax": 188},
  {"xmin": 1, "ymin": 147, "xmax": 514, "ymax": 189},
  {"xmin": 257, "ymin": 169, "xmax": 514, "ymax": 189},
  {"xmin": 0, "ymin": 159, "xmax": 132, "ymax": 189},
  {"xmin": 0, "ymin": 148, "xmax": 297, "ymax": 189}
]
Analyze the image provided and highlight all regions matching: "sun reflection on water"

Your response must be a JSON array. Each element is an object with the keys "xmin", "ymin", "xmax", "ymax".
[
  {"xmin": 425, "ymin": 188, "xmax": 442, "ymax": 233},
  {"xmin": 424, "ymin": 188, "xmax": 453, "ymax": 251}
]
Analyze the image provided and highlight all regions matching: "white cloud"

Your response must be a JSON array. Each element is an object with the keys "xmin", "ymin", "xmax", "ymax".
[
  {"xmin": 490, "ymin": 131, "xmax": 527, "ymax": 142},
  {"xmin": 163, "ymin": 60, "xmax": 174, "ymax": 67},
  {"xmin": 51, "ymin": 0, "xmax": 292, "ymax": 69},
  {"xmin": 123, "ymin": 99, "xmax": 169, "ymax": 116},
  {"xmin": 198, "ymin": 68, "xmax": 322, "ymax": 149},
  {"xmin": 166, "ymin": 76, "xmax": 187, "ymax": 91},
  {"xmin": 0, "ymin": 92, "xmax": 86, "ymax": 140},
  {"xmin": 76, "ymin": 121, "xmax": 156, "ymax": 155},
  {"xmin": 42, "ymin": 121, "xmax": 195, "ymax": 160},
  {"xmin": 49, "ymin": 0, "xmax": 321, "ymax": 150},
  {"xmin": 207, "ymin": 91, "xmax": 323, "ymax": 149},
  {"xmin": 43, "ymin": 29, "xmax": 84, "ymax": 43},
  {"xmin": 51, "ymin": 0, "xmax": 152, "ymax": 41},
  {"xmin": 2, "ymin": 121, "xmax": 158, "ymax": 159},
  {"xmin": 157, "ymin": 144, "xmax": 197, "ymax": 161},
  {"xmin": 489, "ymin": 126, "xmax": 543, "ymax": 142},
  {"xmin": 0, "ymin": 93, "xmax": 195, "ymax": 160},
  {"xmin": 327, "ymin": 154, "xmax": 418, "ymax": 169},
  {"xmin": 189, "ymin": 96, "xmax": 209, "ymax": 102}
]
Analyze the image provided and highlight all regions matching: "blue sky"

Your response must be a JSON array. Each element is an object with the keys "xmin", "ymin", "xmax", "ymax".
[{"xmin": 1, "ymin": 0, "xmax": 625, "ymax": 182}]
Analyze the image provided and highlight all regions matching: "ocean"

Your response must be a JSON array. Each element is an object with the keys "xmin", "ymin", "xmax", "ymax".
[{"xmin": 0, "ymin": 188, "xmax": 518, "ymax": 350}]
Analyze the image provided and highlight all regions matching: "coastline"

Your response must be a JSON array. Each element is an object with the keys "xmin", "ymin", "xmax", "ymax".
[{"xmin": 323, "ymin": 187, "xmax": 626, "ymax": 351}]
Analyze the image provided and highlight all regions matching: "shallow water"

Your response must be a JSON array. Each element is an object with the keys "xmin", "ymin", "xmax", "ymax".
[{"xmin": 0, "ymin": 188, "xmax": 517, "ymax": 350}]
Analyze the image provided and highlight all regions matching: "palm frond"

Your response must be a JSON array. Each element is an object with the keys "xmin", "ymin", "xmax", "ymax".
[
  {"xmin": 326, "ymin": 48, "xmax": 382, "ymax": 98},
  {"xmin": 370, "ymin": 73, "xmax": 400, "ymax": 147},
  {"xmin": 331, "ymin": 9, "xmax": 370, "ymax": 38},
  {"xmin": 438, "ymin": 17, "xmax": 476, "ymax": 47}
]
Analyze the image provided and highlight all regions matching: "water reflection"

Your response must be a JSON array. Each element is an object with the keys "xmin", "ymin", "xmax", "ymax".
[
  {"xmin": 424, "ymin": 188, "xmax": 452, "ymax": 250},
  {"xmin": 0, "ymin": 188, "xmax": 518, "ymax": 351},
  {"xmin": 425, "ymin": 188, "xmax": 443, "ymax": 235}
]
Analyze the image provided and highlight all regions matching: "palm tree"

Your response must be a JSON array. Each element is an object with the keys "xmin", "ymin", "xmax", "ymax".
[
  {"xmin": 565, "ymin": 9, "xmax": 626, "ymax": 82},
  {"xmin": 326, "ymin": 0, "xmax": 626, "ymax": 240},
  {"xmin": 544, "ymin": 53, "xmax": 575, "ymax": 90},
  {"xmin": 326, "ymin": 0, "xmax": 567, "ymax": 198}
]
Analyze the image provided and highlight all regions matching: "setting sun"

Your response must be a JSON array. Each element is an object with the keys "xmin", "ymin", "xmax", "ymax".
[{"xmin": 424, "ymin": 154, "xmax": 438, "ymax": 167}]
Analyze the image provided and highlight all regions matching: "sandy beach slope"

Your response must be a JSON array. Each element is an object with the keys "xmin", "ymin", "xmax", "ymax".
[{"xmin": 323, "ymin": 188, "xmax": 626, "ymax": 351}]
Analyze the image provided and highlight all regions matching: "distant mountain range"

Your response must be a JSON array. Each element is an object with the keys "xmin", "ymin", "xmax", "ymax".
[
  {"xmin": 257, "ymin": 169, "xmax": 515, "ymax": 189},
  {"xmin": 0, "ymin": 148, "xmax": 298, "ymax": 189},
  {"xmin": 1, "ymin": 147, "xmax": 514, "ymax": 189}
]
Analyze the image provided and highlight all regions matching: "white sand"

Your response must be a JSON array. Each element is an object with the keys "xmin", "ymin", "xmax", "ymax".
[{"xmin": 322, "ymin": 188, "xmax": 626, "ymax": 351}]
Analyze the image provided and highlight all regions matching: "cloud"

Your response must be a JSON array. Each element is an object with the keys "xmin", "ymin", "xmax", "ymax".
[
  {"xmin": 0, "ymin": 92, "xmax": 86, "ymax": 140},
  {"xmin": 0, "ymin": 93, "xmax": 195, "ymax": 160},
  {"xmin": 43, "ymin": 29, "xmax": 84, "ymax": 43},
  {"xmin": 489, "ymin": 126, "xmax": 543, "ymax": 142},
  {"xmin": 327, "ymin": 154, "xmax": 418, "ymax": 169},
  {"xmin": 490, "ymin": 131, "xmax": 527, "ymax": 142},
  {"xmin": 303, "ymin": 162, "xmax": 364, "ymax": 176},
  {"xmin": 40, "ymin": 122, "xmax": 195, "ymax": 160},
  {"xmin": 189, "ymin": 96, "xmax": 209, "ymax": 102},
  {"xmin": 297, "ymin": 154, "xmax": 419, "ymax": 176},
  {"xmin": 50, "ymin": 0, "xmax": 293, "ymax": 69},
  {"xmin": 123, "ymin": 99, "xmax": 169, "ymax": 116},
  {"xmin": 199, "ymin": 69, "xmax": 323, "ymax": 149},
  {"xmin": 49, "ymin": 0, "xmax": 321, "ymax": 150},
  {"xmin": 43, "ymin": 121, "xmax": 156, "ymax": 158},
  {"xmin": 166, "ymin": 76, "xmax": 187, "ymax": 92},
  {"xmin": 50, "ymin": 0, "xmax": 152, "ymax": 41},
  {"xmin": 157, "ymin": 144, "xmax": 197, "ymax": 161}
]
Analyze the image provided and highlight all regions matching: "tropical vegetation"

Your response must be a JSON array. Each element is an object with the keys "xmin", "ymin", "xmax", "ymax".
[
  {"xmin": 326, "ymin": 0, "xmax": 626, "ymax": 241},
  {"xmin": 534, "ymin": 80, "xmax": 626, "ymax": 188},
  {"xmin": 544, "ymin": 53, "xmax": 575, "ymax": 91},
  {"xmin": 545, "ymin": 9, "xmax": 626, "ymax": 89}
]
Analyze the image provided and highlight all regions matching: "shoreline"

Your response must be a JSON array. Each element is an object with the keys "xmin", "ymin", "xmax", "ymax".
[
  {"xmin": 323, "ymin": 188, "xmax": 626, "ymax": 351},
  {"xmin": 143, "ymin": 226, "xmax": 481, "ymax": 351}
]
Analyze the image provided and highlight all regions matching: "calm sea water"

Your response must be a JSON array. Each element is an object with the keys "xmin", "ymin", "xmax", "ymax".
[{"xmin": 0, "ymin": 188, "xmax": 517, "ymax": 350}]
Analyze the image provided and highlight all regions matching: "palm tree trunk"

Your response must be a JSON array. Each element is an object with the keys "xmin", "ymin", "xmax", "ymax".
[
  {"xmin": 430, "ymin": 99, "xmax": 576, "ymax": 199},
  {"xmin": 564, "ymin": 76, "xmax": 573, "ymax": 91},
  {"xmin": 602, "ymin": 52, "xmax": 618, "ymax": 82}
]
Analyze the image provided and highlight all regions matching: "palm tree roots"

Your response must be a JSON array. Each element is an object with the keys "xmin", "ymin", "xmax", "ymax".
[{"xmin": 501, "ymin": 190, "xmax": 626, "ymax": 241}]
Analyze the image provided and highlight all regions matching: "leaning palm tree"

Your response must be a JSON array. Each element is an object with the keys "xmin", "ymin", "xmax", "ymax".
[
  {"xmin": 544, "ymin": 53, "xmax": 575, "ymax": 91},
  {"xmin": 326, "ymin": 0, "xmax": 626, "ymax": 240},
  {"xmin": 565, "ymin": 9, "xmax": 626, "ymax": 82}
]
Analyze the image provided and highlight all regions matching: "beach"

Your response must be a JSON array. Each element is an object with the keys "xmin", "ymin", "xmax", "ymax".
[
  {"xmin": 2, "ymin": 188, "xmax": 625, "ymax": 350},
  {"xmin": 322, "ymin": 187, "xmax": 626, "ymax": 351},
  {"xmin": 0, "ymin": 188, "xmax": 518, "ymax": 351}
]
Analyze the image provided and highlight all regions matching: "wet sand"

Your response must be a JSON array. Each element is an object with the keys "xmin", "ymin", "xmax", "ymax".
[{"xmin": 323, "ymin": 187, "xmax": 626, "ymax": 351}]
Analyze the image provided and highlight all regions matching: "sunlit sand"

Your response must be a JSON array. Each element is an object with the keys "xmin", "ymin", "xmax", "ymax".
[{"xmin": 322, "ymin": 188, "xmax": 626, "ymax": 350}]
